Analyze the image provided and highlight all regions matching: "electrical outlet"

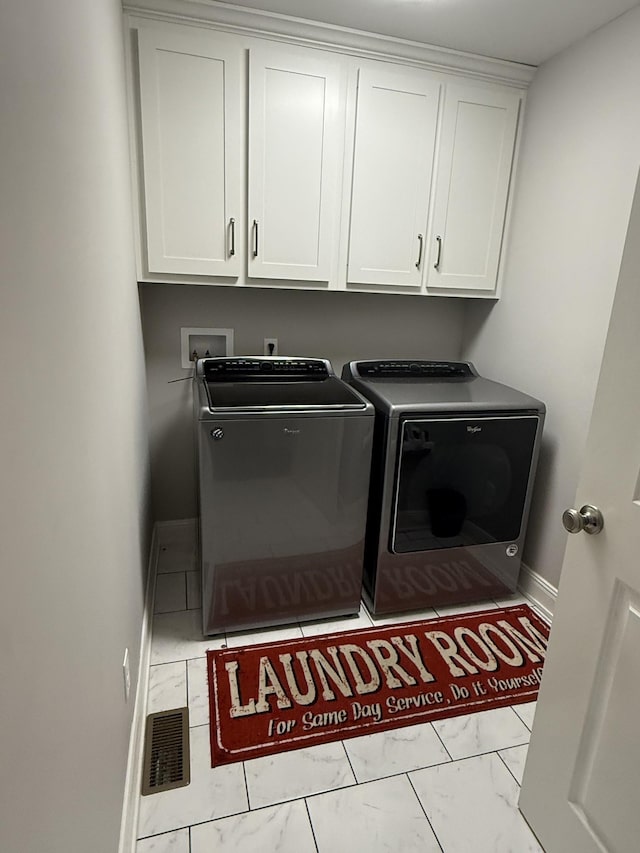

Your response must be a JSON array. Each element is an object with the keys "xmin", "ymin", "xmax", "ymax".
[
  {"xmin": 123, "ymin": 648, "xmax": 131, "ymax": 702},
  {"xmin": 264, "ymin": 337, "xmax": 278, "ymax": 356}
]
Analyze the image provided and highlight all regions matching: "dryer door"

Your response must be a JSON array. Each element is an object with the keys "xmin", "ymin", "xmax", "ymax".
[{"xmin": 391, "ymin": 414, "xmax": 539, "ymax": 553}]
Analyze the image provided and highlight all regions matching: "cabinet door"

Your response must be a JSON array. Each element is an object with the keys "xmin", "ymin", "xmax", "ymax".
[
  {"xmin": 137, "ymin": 28, "xmax": 242, "ymax": 276},
  {"xmin": 347, "ymin": 68, "xmax": 440, "ymax": 287},
  {"xmin": 427, "ymin": 85, "xmax": 520, "ymax": 293},
  {"xmin": 248, "ymin": 46, "xmax": 343, "ymax": 281}
]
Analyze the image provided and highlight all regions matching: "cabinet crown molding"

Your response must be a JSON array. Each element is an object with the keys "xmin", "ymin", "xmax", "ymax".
[{"xmin": 124, "ymin": 0, "xmax": 535, "ymax": 87}]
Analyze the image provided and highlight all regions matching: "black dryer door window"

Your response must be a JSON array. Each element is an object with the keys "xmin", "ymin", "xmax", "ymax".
[{"xmin": 392, "ymin": 415, "xmax": 539, "ymax": 553}]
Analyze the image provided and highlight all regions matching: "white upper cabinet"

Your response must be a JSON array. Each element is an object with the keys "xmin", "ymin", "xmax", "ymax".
[
  {"xmin": 248, "ymin": 45, "xmax": 344, "ymax": 281},
  {"xmin": 426, "ymin": 84, "xmax": 521, "ymax": 293},
  {"xmin": 128, "ymin": 12, "xmax": 529, "ymax": 296},
  {"xmin": 347, "ymin": 67, "xmax": 440, "ymax": 288},
  {"xmin": 137, "ymin": 27, "xmax": 242, "ymax": 276}
]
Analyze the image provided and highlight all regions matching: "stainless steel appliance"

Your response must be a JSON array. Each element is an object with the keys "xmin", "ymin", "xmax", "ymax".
[
  {"xmin": 195, "ymin": 356, "xmax": 374, "ymax": 635},
  {"xmin": 341, "ymin": 360, "xmax": 545, "ymax": 615}
]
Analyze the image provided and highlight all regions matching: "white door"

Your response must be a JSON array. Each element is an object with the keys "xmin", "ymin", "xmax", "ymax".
[
  {"xmin": 137, "ymin": 28, "xmax": 242, "ymax": 276},
  {"xmin": 248, "ymin": 45, "xmax": 344, "ymax": 281},
  {"xmin": 427, "ymin": 84, "xmax": 520, "ymax": 294},
  {"xmin": 347, "ymin": 67, "xmax": 440, "ymax": 288},
  {"xmin": 519, "ymin": 172, "xmax": 640, "ymax": 852}
]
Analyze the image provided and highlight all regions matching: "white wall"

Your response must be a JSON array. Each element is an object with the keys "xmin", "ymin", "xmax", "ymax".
[
  {"xmin": 463, "ymin": 6, "xmax": 640, "ymax": 589},
  {"xmin": 140, "ymin": 284, "xmax": 466, "ymax": 520},
  {"xmin": 0, "ymin": 2, "xmax": 150, "ymax": 852}
]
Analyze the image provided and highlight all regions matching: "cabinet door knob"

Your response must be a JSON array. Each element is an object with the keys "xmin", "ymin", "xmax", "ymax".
[
  {"xmin": 252, "ymin": 220, "xmax": 259, "ymax": 258},
  {"xmin": 415, "ymin": 234, "xmax": 424, "ymax": 269},
  {"xmin": 229, "ymin": 217, "xmax": 236, "ymax": 257},
  {"xmin": 434, "ymin": 235, "xmax": 443, "ymax": 270}
]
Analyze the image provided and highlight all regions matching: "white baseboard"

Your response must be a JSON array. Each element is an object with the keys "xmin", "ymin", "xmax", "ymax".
[
  {"xmin": 518, "ymin": 562, "xmax": 558, "ymax": 625},
  {"xmin": 118, "ymin": 523, "xmax": 159, "ymax": 853},
  {"xmin": 156, "ymin": 517, "xmax": 197, "ymax": 545},
  {"xmin": 118, "ymin": 518, "xmax": 197, "ymax": 852}
]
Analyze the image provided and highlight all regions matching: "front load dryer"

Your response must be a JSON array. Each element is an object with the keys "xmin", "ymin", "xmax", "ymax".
[{"xmin": 341, "ymin": 360, "xmax": 545, "ymax": 616}]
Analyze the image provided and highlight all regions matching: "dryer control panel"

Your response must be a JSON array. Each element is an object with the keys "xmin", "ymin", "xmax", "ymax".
[{"xmin": 354, "ymin": 360, "xmax": 475, "ymax": 379}]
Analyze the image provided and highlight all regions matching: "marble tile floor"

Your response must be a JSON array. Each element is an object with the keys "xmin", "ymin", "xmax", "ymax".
[{"xmin": 137, "ymin": 538, "xmax": 546, "ymax": 852}]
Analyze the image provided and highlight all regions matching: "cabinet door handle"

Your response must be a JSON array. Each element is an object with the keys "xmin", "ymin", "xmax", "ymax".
[
  {"xmin": 434, "ymin": 235, "xmax": 443, "ymax": 270},
  {"xmin": 415, "ymin": 234, "xmax": 424, "ymax": 269},
  {"xmin": 252, "ymin": 220, "xmax": 259, "ymax": 258},
  {"xmin": 229, "ymin": 218, "xmax": 236, "ymax": 257}
]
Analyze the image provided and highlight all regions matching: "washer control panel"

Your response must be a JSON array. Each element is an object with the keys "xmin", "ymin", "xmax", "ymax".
[{"xmin": 202, "ymin": 357, "xmax": 330, "ymax": 381}]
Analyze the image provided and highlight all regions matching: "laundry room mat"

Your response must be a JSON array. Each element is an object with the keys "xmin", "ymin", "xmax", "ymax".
[{"xmin": 207, "ymin": 604, "xmax": 549, "ymax": 766}]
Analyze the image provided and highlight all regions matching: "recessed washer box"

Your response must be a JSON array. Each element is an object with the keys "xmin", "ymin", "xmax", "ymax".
[{"xmin": 180, "ymin": 327, "xmax": 234, "ymax": 369}]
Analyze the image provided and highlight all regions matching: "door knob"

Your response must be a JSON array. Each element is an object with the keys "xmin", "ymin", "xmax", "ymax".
[{"xmin": 562, "ymin": 504, "xmax": 604, "ymax": 535}]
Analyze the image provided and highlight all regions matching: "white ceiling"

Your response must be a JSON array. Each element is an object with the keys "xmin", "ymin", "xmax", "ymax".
[{"xmin": 224, "ymin": 0, "xmax": 640, "ymax": 66}]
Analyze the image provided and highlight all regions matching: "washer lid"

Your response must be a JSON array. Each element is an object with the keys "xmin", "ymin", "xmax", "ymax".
[
  {"xmin": 199, "ymin": 357, "xmax": 368, "ymax": 412},
  {"xmin": 204, "ymin": 376, "xmax": 367, "ymax": 411}
]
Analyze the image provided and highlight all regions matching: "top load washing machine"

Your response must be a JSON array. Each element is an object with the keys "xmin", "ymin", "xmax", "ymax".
[
  {"xmin": 341, "ymin": 359, "xmax": 545, "ymax": 615},
  {"xmin": 195, "ymin": 356, "xmax": 374, "ymax": 635}
]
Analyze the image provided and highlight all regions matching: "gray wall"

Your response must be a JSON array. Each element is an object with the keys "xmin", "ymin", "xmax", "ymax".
[
  {"xmin": 140, "ymin": 284, "xmax": 466, "ymax": 520},
  {"xmin": 0, "ymin": 2, "xmax": 150, "ymax": 852},
  {"xmin": 463, "ymin": 6, "xmax": 640, "ymax": 589}
]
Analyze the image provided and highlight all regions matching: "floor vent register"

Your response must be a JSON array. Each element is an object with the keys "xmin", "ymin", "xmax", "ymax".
[{"xmin": 141, "ymin": 707, "xmax": 190, "ymax": 795}]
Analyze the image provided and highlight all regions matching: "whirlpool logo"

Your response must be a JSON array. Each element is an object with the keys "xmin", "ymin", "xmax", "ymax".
[
  {"xmin": 283, "ymin": 427, "xmax": 301, "ymax": 435},
  {"xmin": 467, "ymin": 425, "xmax": 482, "ymax": 434}
]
